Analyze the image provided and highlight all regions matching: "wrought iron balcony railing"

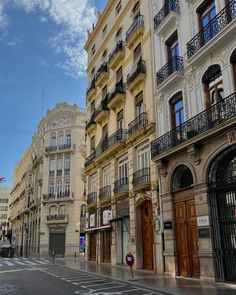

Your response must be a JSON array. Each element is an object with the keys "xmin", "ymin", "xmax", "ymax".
[
  {"xmin": 114, "ymin": 177, "xmax": 129, "ymax": 194},
  {"xmin": 108, "ymin": 80, "xmax": 126, "ymax": 104},
  {"xmin": 154, "ymin": 0, "xmax": 180, "ymax": 30},
  {"xmin": 94, "ymin": 95, "xmax": 109, "ymax": 118},
  {"xmin": 58, "ymin": 143, "xmax": 72, "ymax": 150},
  {"xmin": 57, "ymin": 169, "xmax": 62, "ymax": 176},
  {"xmin": 86, "ymin": 112, "xmax": 96, "ymax": 130},
  {"xmin": 132, "ymin": 167, "xmax": 150, "ymax": 187},
  {"xmin": 49, "ymin": 171, "xmax": 54, "ymax": 177},
  {"xmin": 126, "ymin": 15, "xmax": 144, "ymax": 44},
  {"xmin": 43, "ymin": 194, "xmax": 56, "ymax": 201},
  {"xmin": 126, "ymin": 59, "xmax": 146, "ymax": 87},
  {"xmin": 128, "ymin": 112, "xmax": 148, "ymax": 135},
  {"xmin": 85, "ymin": 150, "xmax": 96, "ymax": 167},
  {"xmin": 156, "ymin": 56, "xmax": 184, "ymax": 86},
  {"xmin": 151, "ymin": 92, "xmax": 236, "ymax": 159},
  {"xmin": 45, "ymin": 145, "xmax": 57, "ymax": 153},
  {"xmin": 95, "ymin": 62, "xmax": 109, "ymax": 81},
  {"xmin": 99, "ymin": 185, "xmax": 111, "ymax": 201},
  {"xmin": 187, "ymin": 0, "xmax": 236, "ymax": 59},
  {"xmin": 86, "ymin": 77, "xmax": 96, "ymax": 96},
  {"xmin": 108, "ymin": 41, "xmax": 125, "ymax": 65},
  {"xmin": 47, "ymin": 214, "xmax": 66, "ymax": 221},
  {"xmin": 64, "ymin": 168, "xmax": 70, "ymax": 175},
  {"xmin": 87, "ymin": 192, "xmax": 97, "ymax": 205}
]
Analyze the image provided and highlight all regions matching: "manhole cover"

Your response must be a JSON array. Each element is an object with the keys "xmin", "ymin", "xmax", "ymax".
[{"xmin": 0, "ymin": 284, "xmax": 23, "ymax": 294}]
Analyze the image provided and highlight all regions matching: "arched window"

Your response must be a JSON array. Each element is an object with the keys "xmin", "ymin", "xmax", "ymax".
[
  {"xmin": 202, "ymin": 64, "xmax": 224, "ymax": 108},
  {"xmin": 59, "ymin": 205, "xmax": 66, "ymax": 216},
  {"xmin": 172, "ymin": 165, "xmax": 193, "ymax": 191},
  {"xmin": 230, "ymin": 49, "xmax": 236, "ymax": 91},
  {"xmin": 49, "ymin": 205, "xmax": 57, "ymax": 216},
  {"xmin": 169, "ymin": 91, "xmax": 184, "ymax": 129}
]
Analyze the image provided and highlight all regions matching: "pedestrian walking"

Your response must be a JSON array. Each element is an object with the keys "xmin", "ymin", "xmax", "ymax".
[{"xmin": 51, "ymin": 249, "xmax": 55, "ymax": 262}]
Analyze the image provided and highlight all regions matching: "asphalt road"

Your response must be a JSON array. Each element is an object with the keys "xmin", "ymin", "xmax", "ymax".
[{"xmin": 0, "ymin": 258, "xmax": 168, "ymax": 295}]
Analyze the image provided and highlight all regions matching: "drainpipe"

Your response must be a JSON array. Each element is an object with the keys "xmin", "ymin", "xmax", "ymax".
[{"xmin": 158, "ymin": 166, "xmax": 165, "ymax": 274}]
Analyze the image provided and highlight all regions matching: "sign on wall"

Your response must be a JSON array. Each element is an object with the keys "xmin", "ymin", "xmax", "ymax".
[
  {"xmin": 90, "ymin": 214, "xmax": 96, "ymax": 227},
  {"xmin": 197, "ymin": 215, "xmax": 209, "ymax": 227},
  {"xmin": 103, "ymin": 210, "xmax": 112, "ymax": 225}
]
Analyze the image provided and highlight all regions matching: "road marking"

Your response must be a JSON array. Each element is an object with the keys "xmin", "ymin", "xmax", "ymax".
[
  {"xmin": 3, "ymin": 261, "xmax": 14, "ymax": 266},
  {"xmin": 14, "ymin": 261, "xmax": 26, "ymax": 265},
  {"xmin": 34, "ymin": 260, "xmax": 47, "ymax": 264}
]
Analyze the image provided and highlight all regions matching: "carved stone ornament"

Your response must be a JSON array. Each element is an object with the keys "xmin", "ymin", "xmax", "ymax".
[
  {"xmin": 187, "ymin": 144, "xmax": 201, "ymax": 165},
  {"xmin": 157, "ymin": 160, "xmax": 167, "ymax": 177},
  {"xmin": 227, "ymin": 130, "xmax": 236, "ymax": 145}
]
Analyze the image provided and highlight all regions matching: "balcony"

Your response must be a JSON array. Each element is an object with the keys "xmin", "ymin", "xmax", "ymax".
[
  {"xmin": 58, "ymin": 143, "xmax": 72, "ymax": 151},
  {"xmin": 85, "ymin": 151, "xmax": 96, "ymax": 167},
  {"xmin": 126, "ymin": 59, "xmax": 146, "ymax": 94},
  {"xmin": 187, "ymin": 0, "xmax": 236, "ymax": 60},
  {"xmin": 57, "ymin": 192, "xmax": 73, "ymax": 200},
  {"xmin": 86, "ymin": 78, "xmax": 96, "ymax": 101},
  {"xmin": 156, "ymin": 56, "xmax": 184, "ymax": 90},
  {"xmin": 154, "ymin": 0, "xmax": 180, "ymax": 35},
  {"xmin": 45, "ymin": 144, "xmax": 74, "ymax": 155},
  {"xmin": 151, "ymin": 91, "xmax": 236, "ymax": 160},
  {"xmin": 108, "ymin": 41, "xmax": 125, "ymax": 70},
  {"xmin": 64, "ymin": 168, "xmax": 70, "ymax": 176},
  {"xmin": 114, "ymin": 178, "xmax": 129, "ymax": 197},
  {"xmin": 86, "ymin": 112, "xmax": 96, "ymax": 135},
  {"xmin": 57, "ymin": 169, "xmax": 62, "ymax": 176},
  {"xmin": 99, "ymin": 185, "xmax": 111, "ymax": 202},
  {"xmin": 107, "ymin": 81, "xmax": 126, "ymax": 111},
  {"xmin": 128, "ymin": 112, "xmax": 148, "ymax": 137},
  {"xmin": 45, "ymin": 145, "xmax": 57, "ymax": 153},
  {"xmin": 43, "ymin": 194, "xmax": 56, "ymax": 201},
  {"xmin": 132, "ymin": 167, "xmax": 151, "ymax": 190},
  {"xmin": 49, "ymin": 171, "xmax": 54, "ymax": 177},
  {"xmin": 94, "ymin": 95, "xmax": 110, "ymax": 125},
  {"xmin": 95, "ymin": 62, "xmax": 109, "ymax": 88},
  {"xmin": 46, "ymin": 214, "xmax": 68, "ymax": 224},
  {"xmin": 87, "ymin": 192, "xmax": 97, "ymax": 206},
  {"xmin": 126, "ymin": 15, "xmax": 144, "ymax": 49}
]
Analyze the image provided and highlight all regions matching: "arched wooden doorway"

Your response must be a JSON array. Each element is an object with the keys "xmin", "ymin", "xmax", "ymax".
[
  {"xmin": 208, "ymin": 145, "xmax": 236, "ymax": 282},
  {"xmin": 172, "ymin": 165, "xmax": 200, "ymax": 277}
]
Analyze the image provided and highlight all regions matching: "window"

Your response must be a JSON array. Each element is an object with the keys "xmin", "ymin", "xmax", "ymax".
[
  {"xmin": 137, "ymin": 143, "xmax": 150, "ymax": 170},
  {"xmin": 58, "ymin": 135, "xmax": 64, "ymax": 146},
  {"xmin": 59, "ymin": 205, "xmax": 66, "ymax": 215},
  {"xmin": 170, "ymin": 92, "xmax": 184, "ymax": 129},
  {"xmin": 90, "ymin": 174, "xmax": 98, "ymax": 193},
  {"xmin": 172, "ymin": 165, "xmax": 193, "ymax": 191},
  {"xmin": 102, "ymin": 85, "xmax": 107, "ymax": 99},
  {"xmin": 50, "ymin": 136, "xmax": 56, "ymax": 147},
  {"xmin": 91, "ymin": 44, "xmax": 96, "ymax": 55},
  {"xmin": 91, "ymin": 67, "xmax": 95, "ymax": 78},
  {"xmin": 49, "ymin": 205, "xmax": 57, "ymax": 215},
  {"xmin": 132, "ymin": 1, "xmax": 140, "ymax": 18},
  {"xmin": 117, "ymin": 110, "xmax": 124, "ymax": 130},
  {"xmin": 65, "ymin": 157, "xmax": 71, "ymax": 171},
  {"xmin": 116, "ymin": 0, "xmax": 122, "ymax": 14},
  {"xmin": 57, "ymin": 158, "xmax": 62, "ymax": 171},
  {"xmin": 66, "ymin": 134, "xmax": 71, "ymax": 147},
  {"xmin": 166, "ymin": 31, "xmax": 179, "ymax": 71},
  {"xmin": 64, "ymin": 181, "xmax": 70, "ymax": 195},
  {"xmin": 103, "ymin": 165, "xmax": 111, "ymax": 186},
  {"xmin": 102, "ymin": 50, "xmax": 107, "ymax": 62},
  {"xmin": 49, "ymin": 159, "xmax": 55, "ymax": 172},
  {"xmin": 102, "ymin": 124, "xmax": 108, "ymax": 142},
  {"xmin": 230, "ymin": 49, "xmax": 236, "ymax": 90},
  {"xmin": 116, "ymin": 28, "xmax": 122, "ymax": 40},
  {"xmin": 102, "ymin": 24, "xmax": 107, "ymax": 37},
  {"xmin": 118, "ymin": 155, "xmax": 128, "ymax": 179},
  {"xmin": 134, "ymin": 43, "xmax": 141, "ymax": 63},
  {"xmin": 80, "ymin": 205, "xmax": 86, "ymax": 217},
  {"xmin": 57, "ymin": 180, "xmax": 62, "ymax": 195},
  {"xmin": 116, "ymin": 66, "xmax": 123, "ymax": 82},
  {"xmin": 91, "ymin": 136, "xmax": 95, "ymax": 153},
  {"xmin": 135, "ymin": 92, "xmax": 144, "ymax": 116},
  {"xmin": 49, "ymin": 182, "xmax": 54, "ymax": 195},
  {"xmin": 91, "ymin": 100, "xmax": 95, "ymax": 114}
]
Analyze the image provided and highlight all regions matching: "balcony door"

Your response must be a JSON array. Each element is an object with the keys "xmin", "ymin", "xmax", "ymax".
[
  {"xmin": 137, "ymin": 143, "xmax": 150, "ymax": 171},
  {"xmin": 230, "ymin": 49, "xmax": 236, "ymax": 90},
  {"xmin": 166, "ymin": 31, "xmax": 179, "ymax": 72},
  {"xmin": 118, "ymin": 155, "xmax": 128, "ymax": 180},
  {"xmin": 170, "ymin": 92, "xmax": 184, "ymax": 143}
]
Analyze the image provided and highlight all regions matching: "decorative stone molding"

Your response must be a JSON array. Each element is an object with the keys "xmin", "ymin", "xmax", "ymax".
[
  {"xmin": 227, "ymin": 129, "xmax": 236, "ymax": 145},
  {"xmin": 187, "ymin": 144, "xmax": 201, "ymax": 165},
  {"xmin": 157, "ymin": 160, "xmax": 168, "ymax": 177}
]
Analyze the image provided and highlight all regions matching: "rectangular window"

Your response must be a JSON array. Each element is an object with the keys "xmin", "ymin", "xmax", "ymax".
[
  {"xmin": 49, "ymin": 182, "xmax": 54, "ymax": 195},
  {"xmin": 102, "ymin": 85, "xmax": 107, "ymax": 99},
  {"xmin": 57, "ymin": 158, "xmax": 63, "ymax": 171},
  {"xmin": 50, "ymin": 136, "xmax": 56, "ymax": 147},
  {"xmin": 103, "ymin": 165, "xmax": 111, "ymax": 186},
  {"xmin": 90, "ymin": 174, "xmax": 98, "ymax": 193},
  {"xmin": 117, "ymin": 110, "xmax": 124, "ymax": 130},
  {"xmin": 102, "ymin": 24, "xmax": 107, "ymax": 37},
  {"xmin": 58, "ymin": 135, "xmax": 64, "ymax": 146},
  {"xmin": 49, "ymin": 159, "xmax": 55, "ymax": 171},
  {"xmin": 116, "ymin": 0, "xmax": 122, "ymax": 14},
  {"xmin": 91, "ymin": 100, "xmax": 95, "ymax": 114},
  {"xmin": 57, "ymin": 180, "xmax": 62, "ymax": 195},
  {"xmin": 91, "ymin": 44, "xmax": 96, "ymax": 55},
  {"xmin": 135, "ymin": 92, "xmax": 144, "ymax": 116},
  {"xmin": 64, "ymin": 181, "xmax": 70, "ymax": 195},
  {"xmin": 134, "ymin": 43, "xmax": 141, "ymax": 63},
  {"xmin": 137, "ymin": 143, "xmax": 150, "ymax": 170},
  {"xmin": 116, "ymin": 66, "xmax": 123, "ymax": 82},
  {"xmin": 132, "ymin": 1, "xmax": 140, "ymax": 18},
  {"xmin": 118, "ymin": 155, "xmax": 128, "ymax": 179},
  {"xmin": 91, "ymin": 136, "xmax": 95, "ymax": 153},
  {"xmin": 66, "ymin": 134, "xmax": 71, "ymax": 147},
  {"xmin": 65, "ymin": 157, "xmax": 71, "ymax": 170}
]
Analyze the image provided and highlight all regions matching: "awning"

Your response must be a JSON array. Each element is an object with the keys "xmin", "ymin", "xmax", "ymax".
[{"xmin": 85, "ymin": 224, "xmax": 111, "ymax": 233}]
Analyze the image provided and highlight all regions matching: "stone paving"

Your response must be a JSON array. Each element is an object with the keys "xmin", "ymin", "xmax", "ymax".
[{"xmin": 55, "ymin": 257, "xmax": 236, "ymax": 295}]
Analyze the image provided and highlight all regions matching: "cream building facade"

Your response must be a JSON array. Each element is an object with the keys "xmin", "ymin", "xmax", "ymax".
[
  {"xmin": 151, "ymin": 0, "xmax": 236, "ymax": 282},
  {"xmin": 10, "ymin": 103, "xmax": 87, "ymax": 257},
  {"xmin": 84, "ymin": 0, "xmax": 159, "ymax": 270},
  {"xmin": 0, "ymin": 187, "xmax": 11, "ymax": 240}
]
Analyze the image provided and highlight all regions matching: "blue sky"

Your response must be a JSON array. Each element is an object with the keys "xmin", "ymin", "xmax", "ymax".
[{"xmin": 0, "ymin": 0, "xmax": 108, "ymax": 188}]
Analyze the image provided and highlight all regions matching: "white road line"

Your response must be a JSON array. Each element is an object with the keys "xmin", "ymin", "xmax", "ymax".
[
  {"xmin": 14, "ymin": 261, "xmax": 26, "ymax": 265},
  {"xmin": 34, "ymin": 260, "xmax": 47, "ymax": 264},
  {"xmin": 3, "ymin": 261, "xmax": 14, "ymax": 266},
  {"xmin": 0, "ymin": 263, "xmax": 2, "ymax": 266},
  {"xmin": 88, "ymin": 284, "xmax": 124, "ymax": 291},
  {"xmin": 87, "ymin": 281, "xmax": 114, "ymax": 287},
  {"xmin": 23, "ymin": 260, "xmax": 37, "ymax": 265}
]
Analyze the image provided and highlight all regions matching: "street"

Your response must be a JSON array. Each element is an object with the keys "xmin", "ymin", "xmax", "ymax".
[{"xmin": 0, "ymin": 258, "xmax": 167, "ymax": 295}]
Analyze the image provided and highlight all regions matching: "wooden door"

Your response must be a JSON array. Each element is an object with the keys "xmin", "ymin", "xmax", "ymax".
[
  {"xmin": 175, "ymin": 198, "xmax": 200, "ymax": 277},
  {"xmin": 141, "ymin": 201, "xmax": 153, "ymax": 270},
  {"xmin": 89, "ymin": 233, "xmax": 96, "ymax": 261},
  {"xmin": 101, "ymin": 230, "xmax": 111, "ymax": 263}
]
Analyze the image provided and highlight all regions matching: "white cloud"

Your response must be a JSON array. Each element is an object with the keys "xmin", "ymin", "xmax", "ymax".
[
  {"xmin": 5, "ymin": 38, "xmax": 22, "ymax": 46},
  {"xmin": 0, "ymin": 0, "xmax": 97, "ymax": 79}
]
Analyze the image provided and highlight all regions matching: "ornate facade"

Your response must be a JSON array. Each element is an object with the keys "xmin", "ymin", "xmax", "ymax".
[{"xmin": 10, "ymin": 103, "xmax": 86, "ymax": 257}]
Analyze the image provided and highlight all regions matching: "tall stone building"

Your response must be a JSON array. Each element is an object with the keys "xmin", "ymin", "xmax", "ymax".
[
  {"xmin": 151, "ymin": 0, "xmax": 236, "ymax": 282},
  {"xmin": 0, "ymin": 187, "xmax": 11, "ymax": 240},
  {"xmin": 10, "ymin": 103, "xmax": 86, "ymax": 257},
  {"xmin": 84, "ymin": 0, "xmax": 159, "ymax": 270}
]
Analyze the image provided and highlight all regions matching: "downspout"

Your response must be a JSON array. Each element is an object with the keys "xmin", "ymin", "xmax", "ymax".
[{"xmin": 158, "ymin": 166, "xmax": 165, "ymax": 274}]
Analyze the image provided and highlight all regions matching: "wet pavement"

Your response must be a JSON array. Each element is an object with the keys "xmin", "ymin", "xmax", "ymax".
[{"xmin": 55, "ymin": 257, "xmax": 236, "ymax": 295}]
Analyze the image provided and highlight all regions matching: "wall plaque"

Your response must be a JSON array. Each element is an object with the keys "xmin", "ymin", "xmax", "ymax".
[
  {"xmin": 164, "ymin": 221, "xmax": 172, "ymax": 230},
  {"xmin": 198, "ymin": 227, "xmax": 210, "ymax": 238},
  {"xmin": 197, "ymin": 215, "xmax": 209, "ymax": 227}
]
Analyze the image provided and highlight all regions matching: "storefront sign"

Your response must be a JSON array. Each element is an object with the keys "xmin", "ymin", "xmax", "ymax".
[
  {"xmin": 197, "ymin": 215, "xmax": 209, "ymax": 227},
  {"xmin": 198, "ymin": 227, "xmax": 210, "ymax": 238},
  {"xmin": 164, "ymin": 221, "xmax": 172, "ymax": 230},
  {"xmin": 90, "ymin": 214, "xmax": 96, "ymax": 227}
]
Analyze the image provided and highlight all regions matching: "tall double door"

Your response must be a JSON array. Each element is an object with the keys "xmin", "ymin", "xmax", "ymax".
[
  {"xmin": 89, "ymin": 233, "xmax": 96, "ymax": 261},
  {"xmin": 174, "ymin": 194, "xmax": 200, "ymax": 277},
  {"xmin": 101, "ymin": 230, "xmax": 111, "ymax": 263}
]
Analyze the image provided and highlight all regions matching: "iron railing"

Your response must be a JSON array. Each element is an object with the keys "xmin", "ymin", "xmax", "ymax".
[
  {"xmin": 132, "ymin": 167, "xmax": 150, "ymax": 187},
  {"xmin": 108, "ymin": 80, "xmax": 126, "ymax": 104},
  {"xmin": 49, "ymin": 171, "xmax": 54, "ymax": 177},
  {"xmin": 99, "ymin": 185, "xmax": 111, "ymax": 201},
  {"xmin": 108, "ymin": 41, "xmax": 125, "ymax": 65},
  {"xmin": 154, "ymin": 0, "xmax": 180, "ymax": 30},
  {"xmin": 187, "ymin": 0, "xmax": 236, "ymax": 59},
  {"xmin": 45, "ymin": 145, "xmax": 57, "ymax": 153},
  {"xmin": 86, "ymin": 112, "xmax": 96, "ymax": 130},
  {"xmin": 58, "ymin": 143, "xmax": 72, "ymax": 150},
  {"xmin": 95, "ymin": 62, "xmax": 109, "ymax": 81},
  {"xmin": 87, "ymin": 192, "xmax": 97, "ymax": 205},
  {"xmin": 57, "ymin": 169, "xmax": 62, "ymax": 176},
  {"xmin": 151, "ymin": 91, "xmax": 236, "ymax": 159},
  {"xmin": 114, "ymin": 177, "xmax": 129, "ymax": 194},
  {"xmin": 128, "ymin": 112, "xmax": 148, "ymax": 135},
  {"xmin": 57, "ymin": 191, "xmax": 71, "ymax": 199},
  {"xmin": 64, "ymin": 168, "xmax": 70, "ymax": 175},
  {"xmin": 94, "ymin": 95, "xmax": 109, "ymax": 118},
  {"xmin": 86, "ymin": 77, "xmax": 96, "ymax": 96},
  {"xmin": 126, "ymin": 59, "xmax": 146, "ymax": 87},
  {"xmin": 43, "ymin": 194, "xmax": 56, "ymax": 200},
  {"xmin": 85, "ymin": 151, "xmax": 96, "ymax": 167},
  {"xmin": 126, "ymin": 15, "xmax": 144, "ymax": 44},
  {"xmin": 156, "ymin": 56, "xmax": 184, "ymax": 86},
  {"xmin": 47, "ymin": 215, "xmax": 66, "ymax": 221}
]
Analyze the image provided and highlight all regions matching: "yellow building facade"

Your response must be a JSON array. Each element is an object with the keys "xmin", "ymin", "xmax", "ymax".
[{"xmin": 84, "ymin": 0, "xmax": 160, "ymax": 270}]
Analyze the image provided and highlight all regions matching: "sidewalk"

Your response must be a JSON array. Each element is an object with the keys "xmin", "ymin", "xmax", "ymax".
[{"xmin": 55, "ymin": 257, "xmax": 236, "ymax": 295}]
